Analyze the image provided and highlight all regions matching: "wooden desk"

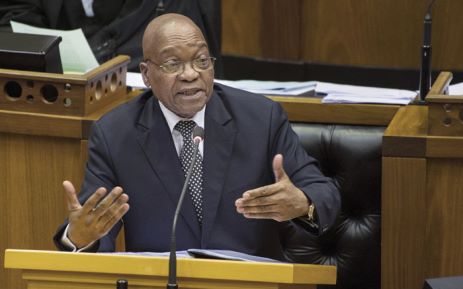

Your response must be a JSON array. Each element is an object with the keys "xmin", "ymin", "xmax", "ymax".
[
  {"xmin": 0, "ymin": 92, "xmax": 399, "ymax": 289},
  {"xmin": 382, "ymin": 102, "xmax": 463, "ymax": 289},
  {"xmin": 5, "ymin": 249, "xmax": 336, "ymax": 289}
]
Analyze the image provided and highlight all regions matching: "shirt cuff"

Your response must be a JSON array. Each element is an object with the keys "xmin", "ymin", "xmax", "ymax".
[{"xmin": 61, "ymin": 224, "xmax": 96, "ymax": 252}]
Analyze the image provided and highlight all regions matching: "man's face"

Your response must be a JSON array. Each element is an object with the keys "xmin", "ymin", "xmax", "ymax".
[{"xmin": 140, "ymin": 23, "xmax": 214, "ymax": 118}]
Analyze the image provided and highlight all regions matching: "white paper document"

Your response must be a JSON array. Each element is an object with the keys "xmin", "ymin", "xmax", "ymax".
[
  {"xmin": 449, "ymin": 82, "xmax": 463, "ymax": 95},
  {"xmin": 111, "ymin": 249, "xmax": 281, "ymax": 263},
  {"xmin": 317, "ymin": 82, "xmax": 417, "ymax": 105},
  {"xmin": 10, "ymin": 21, "xmax": 99, "ymax": 74},
  {"xmin": 214, "ymin": 79, "xmax": 316, "ymax": 96}
]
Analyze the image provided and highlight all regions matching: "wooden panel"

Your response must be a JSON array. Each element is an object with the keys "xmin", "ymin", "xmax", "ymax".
[
  {"xmin": 426, "ymin": 136, "xmax": 463, "ymax": 158},
  {"xmin": 383, "ymin": 105, "xmax": 428, "ymax": 157},
  {"xmin": 222, "ymin": 0, "xmax": 463, "ymax": 70},
  {"xmin": 431, "ymin": 1, "xmax": 463, "ymax": 70},
  {"xmin": 261, "ymin": 0, "xmax": 302, "ymax": 60},
  {"xmin": 0, "ymin": 133, "xmax": 84, "ymax": 289},
  {"xmin": 0, "ymin": 109, "xmax": 85, "ymax": 139},
  {"xmin": 426, "ymin": 159, "xmax": 463, "ymax": 277},
  {"xmin": 270, "ymin": 96, "xmax": 398, "ymax": 125},
  {"xmin": 0, "ymin": 56, "xmax": 129, "ymax": 116},
  {"xmin": 221, "ymin": 0, "xmax": 264, "ymax": 57},
  {"xmin": 382, "ymin": 157, "xmax": 427, "ymax": 289},
  {"xmin": 0, "ymin": 89, "xmax": 131, "ymax": 139},
  {"xmin": 300, "ymin": 1, "xmax": 423, "ymax": 68}
]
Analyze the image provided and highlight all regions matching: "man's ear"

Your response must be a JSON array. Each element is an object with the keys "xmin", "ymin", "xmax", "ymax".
[{"xmin": 139, "ymin": 62, "xmax": 151, "ymax": 88}]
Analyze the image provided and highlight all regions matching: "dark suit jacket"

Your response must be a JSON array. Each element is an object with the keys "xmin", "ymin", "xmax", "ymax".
[{"xmin": 54, "ymin": 83, "xmax": 340, "ymax": 261}]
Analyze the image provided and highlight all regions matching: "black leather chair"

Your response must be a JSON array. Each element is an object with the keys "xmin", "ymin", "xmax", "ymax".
[{"xmin": 287, "ymin": 123, "xmax": 385, "ymax": 289}]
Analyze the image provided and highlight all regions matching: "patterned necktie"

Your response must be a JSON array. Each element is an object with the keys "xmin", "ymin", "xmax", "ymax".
[{"xmin": 174, "ymin": 120, "xmax": 203, "ymax": 225}]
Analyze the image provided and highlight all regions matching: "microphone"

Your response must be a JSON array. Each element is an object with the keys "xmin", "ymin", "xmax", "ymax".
[
  {"xmin": 167, "ymin": 125, "xmax": 205, "ymax": 289},
  {"xmin": 418, "ymin": 0, "xmax": 437, "ymax": 102},
  {"xmin": 116, "ymin": 279, "xmax": 128, "ymax": 289},
  {"xmin": 155, "ymin": 0, "xmax": 165, "ymax": 17}
]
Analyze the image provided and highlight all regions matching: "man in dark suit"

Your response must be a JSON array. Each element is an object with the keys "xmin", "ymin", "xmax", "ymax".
[
  {"xmin": 0, "ymin": 0, "xmax": 222, "ymax": 74},
  {"xmin": 54, "ymin": 13, "xmax": 340, "ymax": 261}
]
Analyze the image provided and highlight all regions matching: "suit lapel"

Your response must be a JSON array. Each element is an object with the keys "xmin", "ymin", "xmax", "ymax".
[
  {"xmin": 201, "ymin": 89, "xmax": 237, "ymax": 245},
  {"xmin": 135, "ymin": 94, "xmax": 201, "ymax": 240}
]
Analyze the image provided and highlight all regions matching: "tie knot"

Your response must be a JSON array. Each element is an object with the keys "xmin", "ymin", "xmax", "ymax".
[{"xmin": 175, "ymin": 120, "xmax": 196, "ymax": 139}]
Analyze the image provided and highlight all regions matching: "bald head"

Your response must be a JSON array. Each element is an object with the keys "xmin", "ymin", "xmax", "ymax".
[
  {"xmin": 142, "ymin": 14, "xmax": 206, "ymax": 60},
  {"xmin": 138, "ymin": 13, "xmax": 214, "ymax": 118}
]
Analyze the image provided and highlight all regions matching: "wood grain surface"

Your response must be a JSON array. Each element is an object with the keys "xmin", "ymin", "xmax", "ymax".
[{"xmin": 222, "ymin": 0, "xmax": 463, "ymax": 70}]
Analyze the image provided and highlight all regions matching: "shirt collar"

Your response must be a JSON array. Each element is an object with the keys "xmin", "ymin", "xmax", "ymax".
[{"xmin": 158, "ymin": 101, "xmax": 206, "ymax": 133}]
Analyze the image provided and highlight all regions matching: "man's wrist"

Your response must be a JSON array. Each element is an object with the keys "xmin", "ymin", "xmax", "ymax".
[{"xmin": 61, "ymin": 224, "xmax": 96, "ymax": 252}]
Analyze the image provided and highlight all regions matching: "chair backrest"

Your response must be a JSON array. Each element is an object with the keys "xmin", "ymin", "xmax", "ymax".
[{"xmin": 289, "ymin": 122, "xmax": 385, "ymax": 289}]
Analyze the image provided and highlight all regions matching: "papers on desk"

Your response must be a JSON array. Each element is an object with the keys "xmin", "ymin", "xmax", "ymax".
[
  {"xmin": 126, "ymin": 75, "xmax": 317, "ymax": 96},
  {"xmin": 449, "ymin": 82, "xmax": 463, "ymax": 95},
  {"xmin": 10, "ymin": 21, "xmax": 99, "ymax": 74},
  {"xmin": 214, "ymin": 79, "xmax": 316, "ymax": 96},
  {"xmin": 111, "ymin": 249, "xmax": 281, "ymax": 263},
  {"xmin": 126, "ymin": 74, "xmax": 417, "ymax": 105},
  {"xmin": 317, "ymin": 82, "xmax": 417, "ymax": 105},
  {"xmin": 214, "ymin": 79, "xmax": 416, "ymax": 104}
]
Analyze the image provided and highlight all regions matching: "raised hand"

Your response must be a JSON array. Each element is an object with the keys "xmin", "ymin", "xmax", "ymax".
[
  {"xmin": 63, "ymin": 180, "xmax": 130, "ymax": 249},
  {"xmin": 235, "ymin": 154, "xmax": 310, "ymax": 222}
]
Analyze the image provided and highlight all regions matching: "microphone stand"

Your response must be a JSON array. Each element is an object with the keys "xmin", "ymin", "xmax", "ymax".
[
  {"xmin": 166, "ymin": 129, "xmax": 203, "ymax": 289},
  {"xmin": 418, "ymin": 0, "xmax": 437, "ymax": 103}
]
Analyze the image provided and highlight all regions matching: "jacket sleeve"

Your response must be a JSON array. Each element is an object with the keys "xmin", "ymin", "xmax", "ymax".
[
  {"xmin": 53, "ymin": 121, "xmax": 123, "ymax": 252},
  {"xmin": 268, "ymin": 101, "xmax": 341, "ymax": 235}
]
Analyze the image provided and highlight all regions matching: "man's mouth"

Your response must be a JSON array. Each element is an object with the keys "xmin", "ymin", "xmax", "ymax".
[{"xmin": 178, "ymin": 88, "xmax": 202, "ymax": 96}]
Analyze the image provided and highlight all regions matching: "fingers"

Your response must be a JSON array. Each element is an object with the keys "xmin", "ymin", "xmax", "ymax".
[
  {"xmin": 235, "ymin": 154, "xmax": 307, "ymax": 222},
  {"xmin": 88, "ymin": 187, "xmax": 129, "ymax": 229},
  {"xmin": 101, "ymin": 202, "xmax": 130, "ymax": 233},
  {"xmin": 236, "ymin": 187, "xmax": 277, "ymax": 206},
  {"xmin": 88, "ymin": 186, "xmax": 124, "ymax": 216},
  {"xmin": 238, "ymin": 204, "xmax": 279, "ymax": 214},
  {"xmin": 66, "ymin": 185, "xmax": 130, "ymax": 248},
  {"xmin": 63, "ymin": 180, "xmax": 82, "ymax": 211},
  {"xmin": 272, "ymin": 154, "xmax": 288, "ymax": 182},
  {"xmin": 241, "ymin": 212, "xmax": 281, "ymax": 220},
  {"xmin": 81, "ymin": 187, "xmax": 109, "ymax": 214}
]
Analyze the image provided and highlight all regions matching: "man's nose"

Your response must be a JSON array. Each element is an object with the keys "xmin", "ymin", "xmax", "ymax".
[{"xmin": 178, "ymin": 62, "xmax": 199, "ymax": 81}]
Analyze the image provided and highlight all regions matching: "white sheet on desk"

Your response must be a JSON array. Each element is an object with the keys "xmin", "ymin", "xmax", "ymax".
[
  {"xmin": 316, "ymin": 82, "xmax": 417, "ymax": 99},
  {"xmin": 214, "ymin": 79, "xmax": 316, "ymax": 95},
  {"xmin": 449, "ymin": 82, "xmax": 463, "ymax": 95},
  {"xmin": 317, "ymin": 82, "xmax": 417, "ymax": 104},
  {"xmin": 322, "ymin": 94, "xmax": 414, "ymax": 105}
]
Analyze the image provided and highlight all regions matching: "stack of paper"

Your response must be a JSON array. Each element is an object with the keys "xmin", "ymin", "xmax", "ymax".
[
  {"xmin": 317, "ymin": 82, "xmax": 417, "ymax": 105},
  {"xmin": 214, "ymin": 79, "xmax": 316, "ymax": 96},
  {"xmin": 127, "ymin": 75, "xmax": 417, "ymax": 105}
]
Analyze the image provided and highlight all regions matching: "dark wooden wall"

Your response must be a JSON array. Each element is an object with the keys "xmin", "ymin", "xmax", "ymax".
[{"xmin": 222, "ymin": 0, "xmax": 463, "ymax": 70}]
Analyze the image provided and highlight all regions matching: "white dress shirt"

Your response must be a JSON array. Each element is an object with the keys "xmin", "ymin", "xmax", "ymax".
[{"xmin": 158, "ymin": 101, "xmax": 205, "ymax": 156}]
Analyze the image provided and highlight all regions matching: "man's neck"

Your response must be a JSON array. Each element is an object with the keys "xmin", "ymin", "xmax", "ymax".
[{"xmin": 158, "ymin": 101, "xmax": 205, "ymax": 133}]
